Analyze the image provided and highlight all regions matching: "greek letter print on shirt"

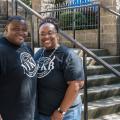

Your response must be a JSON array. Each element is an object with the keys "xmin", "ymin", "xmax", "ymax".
[
  {"xmin": 37, "ymin": 55, "xmax": 55, "ymax": 78},
  {"xmin": 0, "ymin": 37, "xmax": 37, "ymax": 120},
  {"xmin": 20, "ymin": 52, "xmax": 38, "ymax": 77}
]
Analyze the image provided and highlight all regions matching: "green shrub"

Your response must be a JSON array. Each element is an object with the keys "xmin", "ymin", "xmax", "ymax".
[{"xmin": 21, "ymin": 0, "xmax": 31, "ymax": 6}]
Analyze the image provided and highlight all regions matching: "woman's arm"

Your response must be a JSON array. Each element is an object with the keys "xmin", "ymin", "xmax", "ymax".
[{"xmin": 51, "ymin": 80, "xmax": 84, "ymax": 120}]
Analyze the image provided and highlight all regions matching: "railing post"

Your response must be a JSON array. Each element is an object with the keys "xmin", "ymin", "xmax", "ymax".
[
  {"xmin": 31, "ymin": 16, "xmax": 39, "ymax": 47},
  {"xmin": 83, "ymin": 51, "xmax": 88, "ymax": 120},
  {"xmin": 72, "ymin": 8, "xmax": 76, "ymax": 48},
  {"xmin": 97, "ymin": 5, "xmax": 100, "ymax": 49},
  {"xmin": 31, "ymin": 0, "xmax": 41, "ymax": 47},
  {"xmin": 6, "ymin": 0, "xmax": 9, "ymax": 18},
  {"xmin": 12, "ymin": 0, "xmax": 17, "ymax": 15}
]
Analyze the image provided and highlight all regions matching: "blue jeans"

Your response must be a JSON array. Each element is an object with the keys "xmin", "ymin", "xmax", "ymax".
[{"xmin": 34, "ymin": 104, "xmax": 82, "ymax": 120}]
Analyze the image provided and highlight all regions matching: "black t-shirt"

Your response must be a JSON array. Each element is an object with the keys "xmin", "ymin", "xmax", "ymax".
[
  {"xmin": 0, "ymin": 37, "xmax": 38, "ymax": 120},
  {"xmin": 34, "ymin": 45, "xmax": 84, "ymax": 116}
]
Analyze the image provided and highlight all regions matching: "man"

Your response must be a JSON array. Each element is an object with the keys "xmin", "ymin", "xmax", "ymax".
[{"xmin": 0, "ymin": 16, "xmax": 37, "ymax": 120}]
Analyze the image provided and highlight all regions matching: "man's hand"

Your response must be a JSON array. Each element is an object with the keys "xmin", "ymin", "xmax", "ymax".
[
  {"xmin": 0, "ymin": 114, "xmax": 3, "ymax": 120},
  {"xmin": 51, "ymin": 110, "xmax": 64, "ymax": 120}
]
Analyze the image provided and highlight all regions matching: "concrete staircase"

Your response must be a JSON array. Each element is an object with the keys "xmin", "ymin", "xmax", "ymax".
[{"xmin": 74, "ymin": 49, "xmax": 120, "ymax": 119}]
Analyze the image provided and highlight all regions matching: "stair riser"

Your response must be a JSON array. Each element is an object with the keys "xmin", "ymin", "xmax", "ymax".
[
  {"xmin": 0, "ymin": 32, "xmax": 3, "ymax": 37},
  {"xmin": 95, "ymin": 57, "xmax": 120, "ymax": 65},
  {"xmin": 81, "ymin": 87, "xmax": 120, "ymax": 102},
  {"xmin": 0, "ymin": 28, "xmax": 4, "ymax": 32},
  {"xmin": 88, "ymin": 50, "xmax": 110, "ymax": 56},
  {"xmin": 86, "ymin": 57, "xmax": 120, "ymax": 66},
  {"xmin": 0, "ymin": 20, "xmax": 7, "ymax": 24},
  {"xmin": 0, "ymin": 16, "xmax": 8, "ymax": 20},
  {"xmin": 87, "ymin": 77, "xmax": 120, "ymax": 87},
  {"xmin": 0, "ymin": 24, "xmax": 5, "ymax": 28},
  {"xmin": 87, "ymin": 104, "xmax": 120, "ymax": 119},
  {"xmin": 87, "ymin": 66, "xmax": 120, "ymax": 76}
]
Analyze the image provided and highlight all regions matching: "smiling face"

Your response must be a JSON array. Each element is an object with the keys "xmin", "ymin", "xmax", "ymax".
[
  {"xmin": 39, "ymin": 23, "xmax": 59, "ymax": 50},
  {"xmin": 5, "ymin": 20, "xmax": 28, "ymax": 46}
]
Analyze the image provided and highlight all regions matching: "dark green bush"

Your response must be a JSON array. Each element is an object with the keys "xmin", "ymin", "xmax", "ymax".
[{"xmin": 21, "ymin": 0, "xmax": 31, "ymax": 6}]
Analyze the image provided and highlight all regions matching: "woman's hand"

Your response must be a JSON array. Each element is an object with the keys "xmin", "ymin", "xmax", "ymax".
[{"xmin": 51, "ymin": 110, "xmax": 64, "ymax": 120}]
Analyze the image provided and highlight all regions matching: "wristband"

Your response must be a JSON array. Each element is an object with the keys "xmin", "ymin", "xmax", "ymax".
[{"xmin": 57, "ymin": 107, "xmax": 66, "ymax": 115}]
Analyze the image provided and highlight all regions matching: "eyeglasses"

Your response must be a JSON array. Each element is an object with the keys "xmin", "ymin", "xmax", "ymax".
[{"xmin": 40, "ymin": 31, "xmax": 57, "ymax": 37}]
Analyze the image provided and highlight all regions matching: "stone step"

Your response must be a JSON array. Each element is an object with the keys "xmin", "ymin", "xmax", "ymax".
[
  {"xmin": 88, "ymin": 49, "xmax": 110, "ymax": 56},
  {"xmin": 85, "ymin": 96, "xmax": 120, "ymax": 119},
  {"xmin": 87, "ymin": 74, "xmax": 120, "ymax": 87},
  {"xmin": 89, "ymin": 112, "xmax": 120, "ymax": 120},
  {"xmin": 86, "ymin": 56, "xmax": 120, "ymax": 66},
  {"xmin": 97, "ymin": 56, "xmax": 120, "ymax": 65},
  {"xmin": 0, "ymin": 24, "xmax": 5, "ymax": 28},
  {"xmin": 0, "ymin": 32, "xmax": 3, "ymax": 37},
  {"xmin": 0, "ymin": 28, "xmax": 4, "ymax": 32},
  {"xmin": 80, "ymin": 83, "xmax": 120, "ymax": 102},
  {"xmin": 72, "ymin": 48, "xmax": 110, "ymax": 57},
  {"xmin": 87, "ymin": 64, "xmax": 120, "ymax": 76},
  {"xmin": 0, "ymin": 20, "xmax": 7, "ymax": 24},
  {"xmin": 0, "ymin": 15, "xmax": 8, "ymax": 20}
]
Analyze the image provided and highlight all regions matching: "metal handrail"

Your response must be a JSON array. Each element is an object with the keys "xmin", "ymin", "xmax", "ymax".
[
  {"xmin": 12, "ymin": 1, "xmax": 120, "ymax": 120},
  {"xmin": 39, "ymin": 3, "xmax": 99, "ymax": 13},
  {"xmin": 16, "ymin": 0, "xmax": 120, "ymax": 76},
  {"xmin": 17, "ymin": 0, "xmax": 43, "ymax": 20},
  {"xmin": 100, "ymin": 4, "xmax": 120, "ymax": 17}
]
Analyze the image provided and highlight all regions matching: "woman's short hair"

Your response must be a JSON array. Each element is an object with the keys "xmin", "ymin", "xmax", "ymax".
[{"xmin": 39, "ymin": 17, "xmax": 59, "ymax": 32}]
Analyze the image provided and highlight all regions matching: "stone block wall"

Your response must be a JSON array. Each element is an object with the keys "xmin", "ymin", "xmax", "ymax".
[
  {"xmin": 100, "ymin": 0, "xmax": 119, "ymax": 55},
  {"xmin": 0, "ymin": 0, "xmax": 8, "ymax": 15},
  {"xmin": 60, "ymin": 29, "xmax": 98, "ymax": 48}
]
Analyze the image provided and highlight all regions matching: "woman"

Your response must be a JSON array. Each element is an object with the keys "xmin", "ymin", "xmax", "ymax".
[{"xmin": 34, "ymin": 17, "xmax": 84, "ymax": 120}]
